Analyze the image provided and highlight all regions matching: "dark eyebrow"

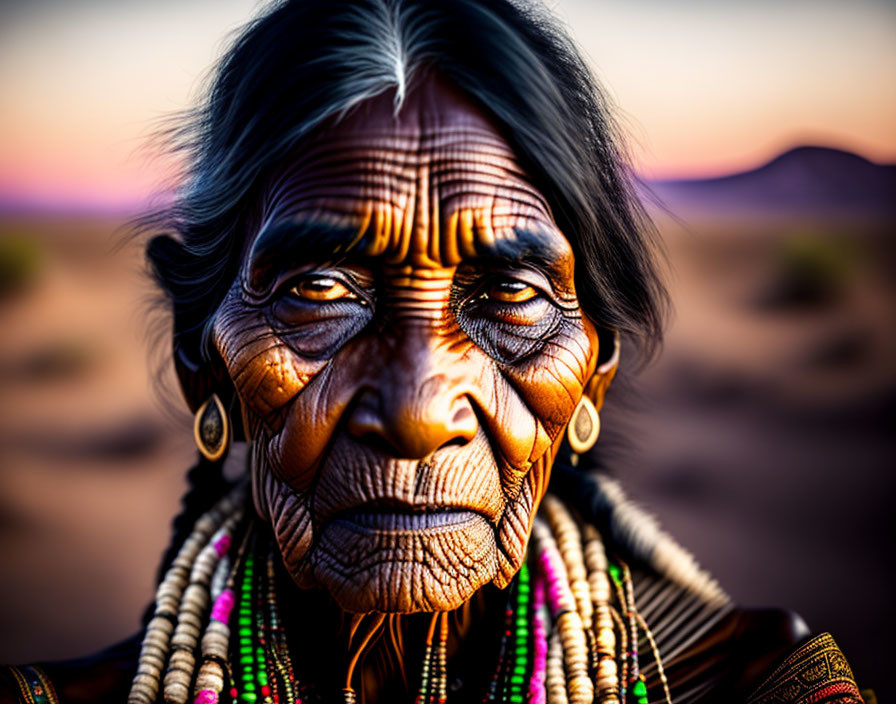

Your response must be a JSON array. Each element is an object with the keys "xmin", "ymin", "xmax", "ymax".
[
  {"xmin": 246, "ymin": 221, "xmax": 570, "ymax": 293},
  {"xmin": 246, "ymin": 219, "xmax": 364, "ymax": 292},
  {"xmin": 480, "ymin": 227, "xmax": 570, "ymax": 282}
]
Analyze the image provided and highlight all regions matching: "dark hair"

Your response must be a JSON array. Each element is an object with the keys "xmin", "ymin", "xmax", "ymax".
[
  {"xmin": 144, "ymin": 0, "xmax": 665, "ymax": 372},
  {"xmin": 141, "ymin": 0, "xmax": 667, "ymax": 576}
]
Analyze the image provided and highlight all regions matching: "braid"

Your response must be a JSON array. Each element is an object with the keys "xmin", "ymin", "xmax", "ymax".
[
  {"xmin": 158, "ymin": 454, "xmax": 229, "ymax": 583},
  {"xmin": 142, "ymin": 454, "xmax": 229, "ymax": 628},
  {"xmin": 551, "ymin": 462, "xmax": 728, "ymax": 607}
]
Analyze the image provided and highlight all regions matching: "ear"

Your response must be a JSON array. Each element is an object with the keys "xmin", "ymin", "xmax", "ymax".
[
  {"xmin": 583, "ymin": 330, "xmax": 620, "ymax": 412},
  {"xmin": 174, "ymin": 338, "xmax": 222, "ymax": 414},
  {"xmin": 174, "ymin": 335, "xmax": 247, "ymax": 442}
]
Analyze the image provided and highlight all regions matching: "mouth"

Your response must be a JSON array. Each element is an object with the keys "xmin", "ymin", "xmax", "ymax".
[{"xmin": 332, "ymin": 503, "xmax": 484, "ymax": 533}]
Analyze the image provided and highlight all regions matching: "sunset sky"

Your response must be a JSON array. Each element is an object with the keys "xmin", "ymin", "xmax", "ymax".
[{"xmin": 1, "ymin": 0, "xmax": 894, "ymax": 212}]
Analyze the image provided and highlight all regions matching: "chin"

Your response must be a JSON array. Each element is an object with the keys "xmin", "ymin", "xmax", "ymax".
[
  {"xmin": 309, "ymin": 512, "xmax": 501, "ymax": 613},
  {"xmin": 256, "ymin": 436, "xmax": 539, "ymax": 613}
]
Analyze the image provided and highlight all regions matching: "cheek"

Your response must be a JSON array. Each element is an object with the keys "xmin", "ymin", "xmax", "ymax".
[
  {"xmin": 214, "ymin": 287, "xmax": 328, "ymax": 434},
  {"xmin": 216, "ymin": 287, "xmax": 374, "ymax": 491},
  {"xmin": 266, "ymin": 363, "xmax": 351, "ymax": 490},
  {"xmin": 506, "ymin": 318, "xmax": 598, "ymax": 439},
  {"xmin": 493, "ymin": 317, "xmax": 598, "ymax": 500}
]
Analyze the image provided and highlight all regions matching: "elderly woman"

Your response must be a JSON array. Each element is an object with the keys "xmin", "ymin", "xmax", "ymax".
[{"xmin": 1, "ymin": 1, "xmax": 864, "ymax": 703}]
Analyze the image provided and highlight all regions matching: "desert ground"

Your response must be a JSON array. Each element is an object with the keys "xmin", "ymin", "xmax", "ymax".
[{"xmin": 0, "ymin": 209, "xmax": 893, "ymax": 697}]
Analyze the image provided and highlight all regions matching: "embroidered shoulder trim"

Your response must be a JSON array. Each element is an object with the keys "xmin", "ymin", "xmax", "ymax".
[
  {"xmin": 5, "ymin": 665, "xmax": 60, "ymax": 704},
  {"xmin": 746, "ymin": 632, "xmax": 863, "ymax": 704}
]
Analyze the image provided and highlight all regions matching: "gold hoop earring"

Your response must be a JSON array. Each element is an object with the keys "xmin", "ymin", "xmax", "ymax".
[
  {"xmin": 194, "ymin": 393, "xmax": 230, "ymax": 462},
  {"xmin": 567, "ymin": 395, "xmax": 600, "ymax": 455}
]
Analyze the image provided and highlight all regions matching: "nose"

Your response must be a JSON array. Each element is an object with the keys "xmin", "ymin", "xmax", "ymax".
[{"xmin": 346, "ymin": 328, "xmax": 479, "ymax": 459}]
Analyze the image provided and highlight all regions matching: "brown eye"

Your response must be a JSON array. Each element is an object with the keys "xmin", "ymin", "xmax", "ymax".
[
  {"xmin": 487, "ymin": 279, "xmax": 538, "ymax": 303},
  {"xmin": 291, "ymin": 276, "xmax": 356, "ymax": 302}
]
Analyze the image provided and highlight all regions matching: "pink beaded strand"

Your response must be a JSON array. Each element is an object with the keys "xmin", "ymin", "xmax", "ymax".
[
  {"xmin": 210, "ymin": 589, "xmax": 235, "ymax": 624},
  {"xmin": 538, "ymin": 544, "xmax": 565, "ymax": 620},
  {"xmin": 191, "ymin": 586, "xmax": 237, "ymax": 704},
  {"xmin": 194, "ymin": 690, "xmax": 218, "ymax": 704},
  {"xmin": 529, "ymin": 570, "xmax": 548, "ymax": 704},
  {"xmin": 213, "ymin": 534, "xmax": 232, "ymax": 558},
  {"xmin": 532, "ymin": 519, "xmax": 593, "ymax": 704}
]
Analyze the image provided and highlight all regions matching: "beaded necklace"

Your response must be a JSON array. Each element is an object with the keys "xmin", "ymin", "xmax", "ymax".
[{"xmin": 128, "ymin": 482, "xmax": 673, "ymax": 704}]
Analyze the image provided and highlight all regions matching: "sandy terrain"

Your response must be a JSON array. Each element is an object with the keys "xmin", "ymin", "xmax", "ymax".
[{"xmin": 0, "ymin": 212, "xmax": 892, "ymax": 696}]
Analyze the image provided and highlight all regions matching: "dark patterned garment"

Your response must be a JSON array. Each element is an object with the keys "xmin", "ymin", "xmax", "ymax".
[
  {"xmin": 0, "ymin": 469, "xmax": 871, "ymax": 704},
  {"xmin": 0, "ymin": 597, "xmax": 868, "ymax": 703}
]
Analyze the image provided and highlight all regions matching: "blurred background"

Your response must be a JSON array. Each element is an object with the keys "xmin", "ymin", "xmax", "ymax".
[{"xmin": 0, "ymin": 0, "xmax": 893, "ymax": 698}]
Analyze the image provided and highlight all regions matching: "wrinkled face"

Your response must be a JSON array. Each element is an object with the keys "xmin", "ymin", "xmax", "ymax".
[{"xmin": 213, "ymin": 80, "xmax": 604, "ymax": 612}]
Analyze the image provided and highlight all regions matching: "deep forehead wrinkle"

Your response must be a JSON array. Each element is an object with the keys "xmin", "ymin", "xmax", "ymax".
[
  {"xmin": 265, "ymin": 128, "xmax": 552, "ymax": 219},
  {"xmin": 253, "ymin": 80, "xmax": 568, "ymax": 272},
  {"xmin": 279, "ymin": 128, "xmax": 534, "ymax": 185}
]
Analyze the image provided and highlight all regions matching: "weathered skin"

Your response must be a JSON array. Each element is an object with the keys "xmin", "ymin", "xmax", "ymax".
[{"xmin": 212, "ymin": 78, "xmax": 613, "ymax": 613}]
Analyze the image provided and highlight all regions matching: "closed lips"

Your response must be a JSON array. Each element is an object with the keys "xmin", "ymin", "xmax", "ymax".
[{"xmin": 334, "ymin": 506, "xmax": 484, "ymax": 531}]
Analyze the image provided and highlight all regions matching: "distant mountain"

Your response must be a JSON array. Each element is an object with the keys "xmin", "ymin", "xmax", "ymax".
[{"xmin": 643, "ymin": 146, "xmax": 896, "ymax": 220}]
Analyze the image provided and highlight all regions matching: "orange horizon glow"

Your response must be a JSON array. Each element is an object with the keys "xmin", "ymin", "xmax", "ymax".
[
  {"xmin": 2, "ymin": 134, "xmax": 893, "ymax": 214},
  {"xmin": 1, "ymin": 0, "xmax": 894, "ymax": 211}
]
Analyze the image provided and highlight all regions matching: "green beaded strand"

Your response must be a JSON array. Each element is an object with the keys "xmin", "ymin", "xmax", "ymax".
[
  {"xmin": 507, "ymin": 560, "xmax": 531, "ymax": 704},
  {"xmin": 607, "ymin": 561, "xmax": 629, "ymax": 702},
  {"xmin": 632, "ymin": 677, "xmax": 648, "ymax": 704},
  {"xmin": 415, "ymin": 641, "xmax": 432, "ymax": 704},
  {"xmin": 252, "ymin": 552, "xmax": 273, "ymax": 704},
  {"xmin": 608, "ymin": 560, "xmax": 651, "ymax": 704},
  {"xmin": 237, "ymin": 551, "xmax": 257, "ymax": 703}
]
